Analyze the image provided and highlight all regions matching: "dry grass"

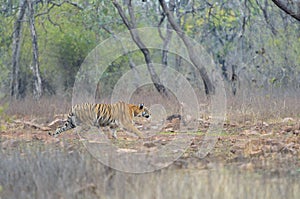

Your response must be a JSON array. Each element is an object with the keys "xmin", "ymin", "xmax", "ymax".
[
  {"xmin": 2, "ymin": 96, "xmax": 71, "ymax": 123},
  {"xmin": 0, "ymin": 143, "xmax": 299, "ymax": 199},
  {"xmin": 3, "ymin": 86, "xmax": 299, "ymax": 123},
  {"xmin": 226, "ymin": 88, "xmax": 300, "ymax": 123},
  {"xmin": 0, "ymin": 87, "xmax": 299, "ymax": 199}
]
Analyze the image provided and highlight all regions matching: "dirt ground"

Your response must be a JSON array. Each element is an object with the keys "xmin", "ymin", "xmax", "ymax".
[{"xmin": 1, "ymin": 116, "xmax": 299, "ymax": 173}]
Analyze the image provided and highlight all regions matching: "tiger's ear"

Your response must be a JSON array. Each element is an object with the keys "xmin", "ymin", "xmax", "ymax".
[{"xmin": 139, "ymin": 103, "xmax": 144, "ymax": 109}]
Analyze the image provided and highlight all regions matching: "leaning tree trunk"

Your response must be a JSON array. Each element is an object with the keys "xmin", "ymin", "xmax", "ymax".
[
  {"xmin": 271, "ymin": 0, "xmax": 300, "ymax": 21},
  {"xmin": 28, "ymin": 0, "xmax": 43, "ymax": 99},
  {"xmin": 11, "ymin": 0, "xmax": 27, "ymax": 100},
  {"xmin": 113, "ymin": 0, "xmax": 168, "ymax": 97},
  {"xmin": 159, "ymin": 0, "xmax": 215, "ymax": 95}
]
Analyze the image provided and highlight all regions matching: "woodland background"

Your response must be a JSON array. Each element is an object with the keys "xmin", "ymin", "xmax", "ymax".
[{"xmin": 0, "ymin": 0, "xmax": 299, "ymax": 100}]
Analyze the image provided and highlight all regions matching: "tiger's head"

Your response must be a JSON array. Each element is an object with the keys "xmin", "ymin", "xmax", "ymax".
[{"xmin": 132, "ymin": 103, "xmax": 151, "ymax": 119}]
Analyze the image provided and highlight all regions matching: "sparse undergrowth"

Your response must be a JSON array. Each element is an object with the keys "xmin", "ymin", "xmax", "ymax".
[
  {"xmin": 0, "ymin": 94, "xmax": 299, "ymax": 199},
  {"xmin": 0, "ymin": 136, "xmax": 299, "ymax": 199},
  {"xmin": 0, "ymin": 116, "xmax": 299, "ymax": 199}
]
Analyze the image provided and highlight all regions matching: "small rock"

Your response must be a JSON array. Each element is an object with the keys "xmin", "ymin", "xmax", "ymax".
[
  {"xmin": 143, "ymin": 142, "xmax": 156, "ymax": 148},
  {"xmin": 241, "ymin": 130, "xmax": 259, "ymax": 136},
  {"xmin": 166, "ymin": 114, "xmax": 182, "ymax": 121},
  {"xmin": 271, "ymin": 145, "xmax": 280, "ymax": 152},
  {"xmin": 282, "ymin": 117, "xmax": 295, "ymax": 123},
  {"xmin": 230, "ymin": 122, "xmax": 238, "ymax": 127},
  {"xmin": 151, "ymin": 126, "xmax": 159, "ymax": 130},
  {"xmin": 173, "ymin": 159, "xmax": 188, "ymax": 168},
  {"xmin": 161, "ymin": 139, "xmax": 168, "ymax": 145},
  {"xmin": 262, "ymin": 122, "xmax": 269, "ymax": 127},
  {"xmin": 245, "ymin": 121, "xmax": 252, "ymax": 125},
  {"xmin": 256, "ymin": 121, "xmax": 269, "ymax": 127},
  {"xmin": 282, "ymin": 126, "xmax": 293, "ymax": 132},
  {"xmin": 164, "ymin": 127, "xmax": 174, "ymax": 132}
]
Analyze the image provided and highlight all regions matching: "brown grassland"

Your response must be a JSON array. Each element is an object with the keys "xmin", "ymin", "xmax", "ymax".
[{"xmin": 0, "ymin": 92, "xmax": 299, "ymax": 199}]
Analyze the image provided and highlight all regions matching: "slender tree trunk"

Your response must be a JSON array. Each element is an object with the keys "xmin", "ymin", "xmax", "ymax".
[
  {"xmin": 158, "ymin": 1, "xmax": 175, "ymax": 67},
  {"xmin": 11, "ymin": 0, "xmax": 27, "ymax": 100},
  {"xmin": 159, "ymin": 0, "xmax": 215, "ymax": 95},
  {"xmin": 161, "ymin": 25, "xmax": 173, "ymax": 67},
  {"xmin": 112, "ymin": 0, "xmax": 168, "ymax": 97},
  {"xmin": 28, "ymin": 0, "xmax": 43, "ymax": 99}
]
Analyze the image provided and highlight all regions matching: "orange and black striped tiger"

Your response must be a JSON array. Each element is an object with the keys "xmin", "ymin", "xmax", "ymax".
[{"xmin": 48, "ymin": 101, "xmax": 150, "ymax": 139}]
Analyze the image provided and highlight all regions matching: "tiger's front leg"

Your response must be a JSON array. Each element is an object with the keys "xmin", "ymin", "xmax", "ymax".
[{"xmin": 121, "ymin": 121, "xmax": 143, "ymax": 139}]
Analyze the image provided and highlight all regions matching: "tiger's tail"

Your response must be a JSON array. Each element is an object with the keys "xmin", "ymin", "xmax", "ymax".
[{"xmin": 48, "ymin": 113, "xmax": 76, "ymax": 136}]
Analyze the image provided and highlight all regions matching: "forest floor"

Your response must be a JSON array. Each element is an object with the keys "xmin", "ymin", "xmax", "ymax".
[
  {"xmin": 0, "ymin": 114, "xmax": 299, "ymax": 199},
  {"xmin": 1, "ymin": 115, "xmax": 299, "ymax": 173}
]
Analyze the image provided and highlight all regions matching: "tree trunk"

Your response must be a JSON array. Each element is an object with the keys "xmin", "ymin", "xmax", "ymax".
[
  {"xmin": 159, "ymin": 0, "xmax": 215, "ymax": 95},
  {"xmin": 28, "ymin": 0, "xmax": 43, "ymax": 99},
  {"xmin": 113, "ymin": 0, "xmax": 168, "ymax": 97},
  {"xmin": 161, "ymin": 26, "xmax": 173, "ymax": 67},
  {"xmin": 158, "ymin": 1, "xmax": 175, "ymax": 67},
  {"xmin": 11, "ymin": 0, "xmax": 27, "ymax": 100},
  {"xmin": 271, "ymin": 0, "xmax": 300, "ymax": 21}
]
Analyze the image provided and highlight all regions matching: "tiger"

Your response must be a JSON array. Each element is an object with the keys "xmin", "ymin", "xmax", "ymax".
[{"xmin": 48, "ymin": 101, "xmax": 150, "ymax": 139}]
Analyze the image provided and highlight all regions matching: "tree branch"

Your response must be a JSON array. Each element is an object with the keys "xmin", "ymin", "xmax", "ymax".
[{"xmin": 49, "ymin": 0, "xmax": 83, "ymax": 10}]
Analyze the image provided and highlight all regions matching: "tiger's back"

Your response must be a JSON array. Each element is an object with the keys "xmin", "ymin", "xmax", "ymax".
[{"xmin": 49, "ymin": 101, "xmax": 150, "ymax": 138}]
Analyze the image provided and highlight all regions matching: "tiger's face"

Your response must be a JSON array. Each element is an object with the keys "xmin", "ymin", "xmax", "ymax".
[{"xmin": 134, "ymin": 104, "xmax": 151, "ymax": 119}]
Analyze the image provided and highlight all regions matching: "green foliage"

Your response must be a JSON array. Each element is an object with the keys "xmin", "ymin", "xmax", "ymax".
[
  {"xmin": 0, "ymin": 103, "xmax": 10, "ymax": 123},
  {"xmin": 0, "ymin": 0, "xmax": 299, "ymax": 97},
  {"xmin": 36, "ymin": 4, "xmax": 98, "ymax": 92},
  {"xmin": 0, "ymin": 9, "xmax": 14, "ymax": 94},
  {"xmin": 0, "ymin": 104, "xmax": 7, "ymax": 116},
  {"xmin": 206, "ymin": 4, "xmax": 239, "ymax": 29},
  {"xmin": 97, "ymin": 50, "xmax": 145, "ymax": 97}
]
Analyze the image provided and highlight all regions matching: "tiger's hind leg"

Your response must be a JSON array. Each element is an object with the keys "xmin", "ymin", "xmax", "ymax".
[
  {"xmin": 103, "ymin": 128, "xmax": 117, "ymax": 139},
  {"xmin": 48, "ymin": 114, "xmax": 76, "ymax": 137},
  {"xmin": 98, "ymin": 125, "xmax": 117, "ymax": 139}
]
